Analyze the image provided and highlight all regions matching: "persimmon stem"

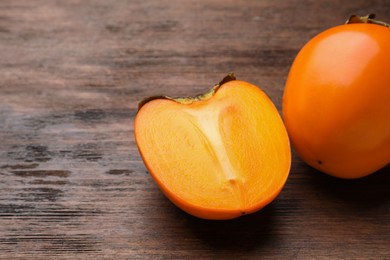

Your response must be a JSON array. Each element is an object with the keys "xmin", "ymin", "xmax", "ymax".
[{"xmin": 346, "ymin": 14, "xmax": 390, "ymax": 28}]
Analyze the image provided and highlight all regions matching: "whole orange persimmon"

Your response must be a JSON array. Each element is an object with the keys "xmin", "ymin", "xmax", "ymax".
[{"xmin": 283, "ymin": 15, "xmax": 390, "ymax": 179}]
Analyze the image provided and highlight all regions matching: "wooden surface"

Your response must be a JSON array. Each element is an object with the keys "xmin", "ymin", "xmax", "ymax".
[{"xmin": 0, "ymin": 0, "xmax": 389, "ymax": 258}]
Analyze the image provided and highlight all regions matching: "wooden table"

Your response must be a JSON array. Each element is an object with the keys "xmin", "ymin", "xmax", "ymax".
[{"xmin": 1, "ymin": 0, "xmax": 389, "ymax": 258}]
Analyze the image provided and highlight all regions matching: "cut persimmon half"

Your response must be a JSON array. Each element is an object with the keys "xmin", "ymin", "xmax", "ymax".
[{"xmin": 134, "ymin": 74, "xmax": 291, "ymax": 220}]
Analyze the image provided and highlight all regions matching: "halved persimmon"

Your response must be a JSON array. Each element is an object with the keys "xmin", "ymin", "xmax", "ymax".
[{"xmin": 134, "ymin": 74, "xmax": 291, "ymax": 220}]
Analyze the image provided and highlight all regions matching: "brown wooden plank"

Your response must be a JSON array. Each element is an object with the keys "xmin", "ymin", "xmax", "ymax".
[{"xmin": 0, "ymin": 0, "xmax": 389, "ymax": 258}]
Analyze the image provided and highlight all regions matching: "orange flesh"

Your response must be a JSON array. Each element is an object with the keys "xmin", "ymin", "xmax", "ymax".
[{"xmin": 135, "ymin": 80, "xmax": 291, "ymax": 220}]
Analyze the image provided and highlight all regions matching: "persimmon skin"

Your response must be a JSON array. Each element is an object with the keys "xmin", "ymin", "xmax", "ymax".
[
  {"xmin": 283, "ymin": 23, "xmax": 390, "ymax": 179},
  {"xmin": 135, "ymin": 78, "xmax": 291, "ymax": 220}
]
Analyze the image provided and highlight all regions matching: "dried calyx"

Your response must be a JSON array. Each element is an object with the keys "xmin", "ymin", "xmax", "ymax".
[
  {"xmin": 346, "ymin": 14, "xmax": 390, "ymax": 28},
  {"xmin": 138, "ymin": 73, "xmax": 236, "ymax": 110}
]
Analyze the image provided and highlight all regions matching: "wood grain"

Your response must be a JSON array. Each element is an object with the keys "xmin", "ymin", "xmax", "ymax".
[{"xmin": 0, "ymin": 0, "xmax": 389, "ymax": 258}]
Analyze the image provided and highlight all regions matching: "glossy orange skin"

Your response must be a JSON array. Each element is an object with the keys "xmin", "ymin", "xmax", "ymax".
[{"xmin": 283, "ymin": 23, "xmax": 390, "ymax": 179}]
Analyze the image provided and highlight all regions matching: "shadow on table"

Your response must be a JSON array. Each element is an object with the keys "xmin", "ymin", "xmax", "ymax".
[
  {"xmin": 302, "ymin": 164, "xmax": 390, "ymax": 211},
  {"xmin": 182, "ymin": 203, "xmax": 279, "ymax": 252}
]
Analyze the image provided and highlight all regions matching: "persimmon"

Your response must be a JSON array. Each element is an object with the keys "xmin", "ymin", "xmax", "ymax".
[
  {"xmin": 283, "ymin": 14, "xmax": 390, "ymax": 179},
  {"xmin": 135, "ymin": 74, "xmax": 291, "ymax": 220}
]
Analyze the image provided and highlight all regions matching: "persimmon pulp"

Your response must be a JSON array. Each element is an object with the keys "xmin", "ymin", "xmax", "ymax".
[{"xmin": 135, "ymin": 74, "xmax": 291, "ymax": 220}]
